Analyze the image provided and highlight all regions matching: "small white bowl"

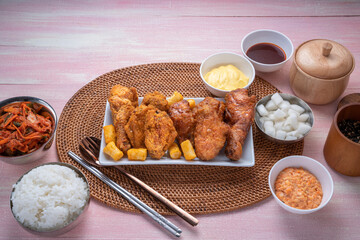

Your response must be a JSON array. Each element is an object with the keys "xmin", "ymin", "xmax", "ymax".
[
  {"xmin": 241, "ymin": 29, "xmax": 294, "ymax": 72},
  {"xmin": 269, "ymin": 155, "xmax": 334, "ymax": 214},
  {"xmin": 200, "ymin": 52, "xmax": 255, "ymax": 97}
]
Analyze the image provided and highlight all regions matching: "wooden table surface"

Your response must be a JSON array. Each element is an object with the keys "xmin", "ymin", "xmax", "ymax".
[{"xmin": 1, "ymin": 1, "xmax": 359, "ymax": 239}]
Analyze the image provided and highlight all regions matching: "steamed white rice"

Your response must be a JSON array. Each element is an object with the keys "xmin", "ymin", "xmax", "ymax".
[{"xmin": 11, "ymin": 165, "xmax": 89, "ymax": 232}]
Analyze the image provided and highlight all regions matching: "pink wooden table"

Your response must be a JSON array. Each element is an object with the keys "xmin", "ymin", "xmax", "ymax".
[{"xmin": 1, "ymin": 1, "xmax": 360, "ymax": 239}]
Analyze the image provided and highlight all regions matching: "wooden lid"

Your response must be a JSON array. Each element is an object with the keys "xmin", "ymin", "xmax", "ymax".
[
  {"xmin": 337, "ymin": 93, "xmax": 360, "ymax": 110},
  {"xmin": 295, "ymin": 39, "xmax": 354, "ymax": 79}
]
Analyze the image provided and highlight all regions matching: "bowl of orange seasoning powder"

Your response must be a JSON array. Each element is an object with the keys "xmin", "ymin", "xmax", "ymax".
[{"xmin": 268, "ymin": 155, "xmax": 334, "ymax": 214}]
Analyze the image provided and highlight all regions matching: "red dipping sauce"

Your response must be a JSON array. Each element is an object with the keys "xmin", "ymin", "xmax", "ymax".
[{"xmin": 246, "ymin": 42, "xmax": 286, "ymax": 64}]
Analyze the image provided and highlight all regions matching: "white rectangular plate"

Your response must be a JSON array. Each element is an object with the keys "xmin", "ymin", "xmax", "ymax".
[{"xmin": 99, "ymin": 98, "xmax": 255, "ymax": 167}]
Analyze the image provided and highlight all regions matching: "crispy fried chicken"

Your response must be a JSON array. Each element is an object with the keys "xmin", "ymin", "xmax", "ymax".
[
  {"xmin": 125, "ymin": 105, "xmax": 155, "ymax": 148},
  {"xmin": 144, "ymin": 109, "xmax": 177, "ymax": 159},
  {"xmin": 109, "ymin": 85, "xmax": 138, "ymax": 108},
  {"xmin": 225, "ymin": 88, "xmax": 256, "ymax": 160},
  {"xmin": 108, "ymin": 85, "xmax": 138, "ymax": 152},
  {"xmin": 142, "ymin": 91, "xmax": 169, "ymax": 111},
  {"xmin": 193, "ymin": 97, "xmax": 229, "ymax": 161},
  {"xmin": 168, "ymin": 100, "xmax": 195, "ymax": 145},
  {"xmin": 112, "ymin": 100, "xmax": 134, "ymax": 152}
]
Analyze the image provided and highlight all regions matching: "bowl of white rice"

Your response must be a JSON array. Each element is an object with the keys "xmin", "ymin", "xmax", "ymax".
[{"xmin": 10, "ymin": 162, "xmax": 90, "ymax": 236}]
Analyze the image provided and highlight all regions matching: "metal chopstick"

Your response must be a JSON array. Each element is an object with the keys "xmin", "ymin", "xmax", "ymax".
[{"xmin": 67, "ymin": 151, "xmax": 181, "ymax": 237}]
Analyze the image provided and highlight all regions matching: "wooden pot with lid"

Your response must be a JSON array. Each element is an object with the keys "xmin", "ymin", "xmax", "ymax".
[
  {"xmin": 323, "ymin": 103, "xmax": 360, "ymax": 176},
  {"xmin": 290, "ymin": 39, "xmax": 355, "ymax": 105}
]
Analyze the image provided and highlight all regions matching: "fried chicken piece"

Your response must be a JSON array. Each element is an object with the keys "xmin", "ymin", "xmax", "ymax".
[
  {"xmin": 141, "ymin": 91, "xmax": 169, "ymax": 111},
  {"xmin": 193, "ymin": 97, "xmax": 229, "ymax": 161},
  {"xmin": 144, "ymin": 109, "xmax": 177, "ymax": 159},
  {"xmin": 112, "ymin": 100, "xmax": 134, "ymax": 152},
  {"xmin": 168, "ymin": 100, "xmax": 195, "ymax": 144},
  {"xmin": 125, "ymin": 105, "xmax": 155, "ymax": 148},
  {"xmin": 109, "ymin": 85, "xmax": 138, "ymax": 108},
  {"xmin": 109, "ymin": 95, "xmax": 130, "ymax": 113},
  {"xmin": 224, "ymin": 88, "xmax": 256, "ymax": 160},
  {"xmin": 108, "ymin": 85, "xmax": 138, "ymax": 152}
]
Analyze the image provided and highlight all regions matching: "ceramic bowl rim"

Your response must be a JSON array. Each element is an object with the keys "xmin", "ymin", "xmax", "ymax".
[
  {"xmin": 241, "ymin": 29, "xmax": 294, "ymax": 67},
  {"xmin": 268, "ymin": 155, "xmax": 334, "ymax": 214},
  {"xmin": 199, "ymin": 52, "xmax": 255, "ymax": 94}
]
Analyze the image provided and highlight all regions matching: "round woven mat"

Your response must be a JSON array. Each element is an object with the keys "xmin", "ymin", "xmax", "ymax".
[{"xmin": 56, "ymin": 63, "xmax": 303, "ymax": 215}]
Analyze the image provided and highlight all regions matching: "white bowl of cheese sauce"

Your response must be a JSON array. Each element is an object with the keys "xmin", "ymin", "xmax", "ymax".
[{"xmin": 200, "ymin": 52, "xmax": 255, "ymax": 97}]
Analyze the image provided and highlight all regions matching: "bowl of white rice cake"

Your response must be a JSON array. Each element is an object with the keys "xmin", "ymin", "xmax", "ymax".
[
  {"xmin": 10, "ymin": 162, "xmax": 90, "ymax": 236},
  {"xmin": 255, "ymin": 93, "xmax": 314, "ymax": 144}
]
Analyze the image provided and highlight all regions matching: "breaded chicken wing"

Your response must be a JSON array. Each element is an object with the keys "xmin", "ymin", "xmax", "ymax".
[
  {"xmin": 142, "ymin": 91, "xmax": 169, "ymax": 111},
  {"xmin": 193, "ymin": 97, "xmax": 229, "ymax": 161},
  {"xmin": 125, "ymin": 105, "xmax": 155, "ymax": 148},
  {"xmin": 112, "ymin": 100, "xmax": 134, "ymax": 152},
  {"xmin": 144, "ymin": 109, "xmax": 177, "ymax": 159},
  {"xmin": 168, "ymin": 100, "xmax": 195, "ymax": 144},
  {"xmin": 225, "ymin": 88, "xmax": 256, "ymax": 160},
  {"xmin": 108, "ymin": 85, "xmax": 138, "ymax": 152}
]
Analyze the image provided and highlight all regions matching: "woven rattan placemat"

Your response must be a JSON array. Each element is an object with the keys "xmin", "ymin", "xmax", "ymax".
[{"xmin": 56, "ymin": 63, "xmax": 303, "ymax": 215}]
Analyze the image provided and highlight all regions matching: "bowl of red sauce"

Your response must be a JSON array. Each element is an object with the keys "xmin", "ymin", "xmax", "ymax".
[
  {"xmin": 0, "ymin": 96, "xmax": 57, "ymax": 165},
  {"xmin": 241, "ymin": 29, "xmax": 294, "ymax": 73}
]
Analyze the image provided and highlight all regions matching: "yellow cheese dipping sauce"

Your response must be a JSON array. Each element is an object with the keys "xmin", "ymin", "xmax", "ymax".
[{"xmin": 204, "ymin": 65, "xmax": 249, "ymax": 91}]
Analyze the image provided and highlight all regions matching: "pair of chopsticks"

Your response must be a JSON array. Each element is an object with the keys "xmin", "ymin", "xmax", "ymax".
[{"xmin": 67, "ymin": 151, "xmax": 182, "ymax": 237}]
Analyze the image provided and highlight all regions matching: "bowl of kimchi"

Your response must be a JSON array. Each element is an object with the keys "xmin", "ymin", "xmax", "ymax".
[{"xmin": 0, "ymin": 96, "xmax": 57, "ymax": 165}]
